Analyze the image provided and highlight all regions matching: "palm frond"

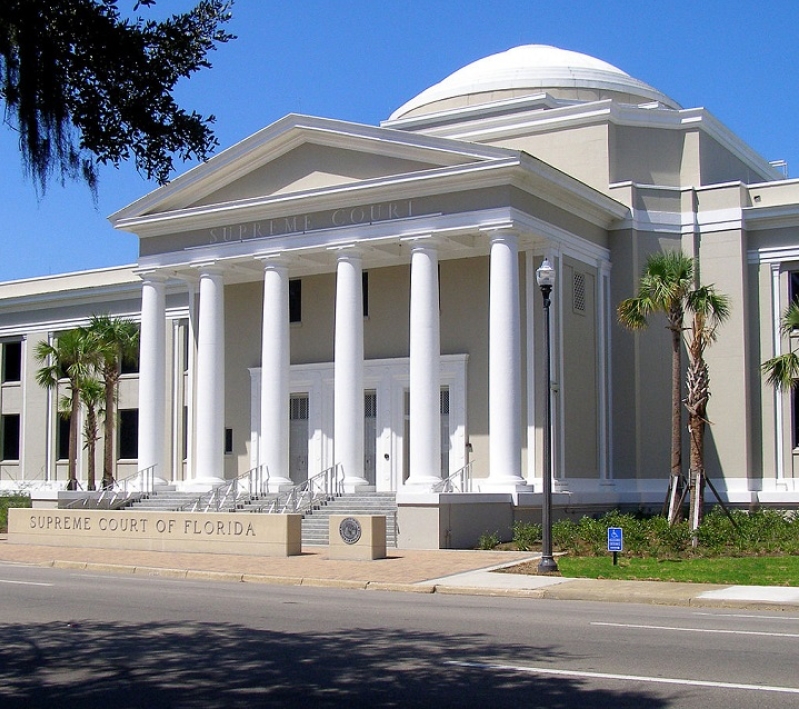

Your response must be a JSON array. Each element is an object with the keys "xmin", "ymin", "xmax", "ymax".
[{"xmin": 761, "ymin": 353, "xmax": 799, "ymax": 391}]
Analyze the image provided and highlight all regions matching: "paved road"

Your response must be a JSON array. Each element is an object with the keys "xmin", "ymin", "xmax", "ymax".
[{"xmin": 2, "ymin": 562, "xmax": 798, "ymax": 708}]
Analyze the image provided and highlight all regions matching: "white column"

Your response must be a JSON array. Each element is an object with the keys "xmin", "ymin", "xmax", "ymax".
[
  {"xmin": 525, "ymin": 251, "xmax": 537, "ymax": 486},
  {"xmin": 486, "ymin": 231, "xmax": 526, "ymax": 489},
  {"xmin": 190, "ymin": 264, "xmax": 226, "ymax": 488},
  {"xmin": 137, "ymin": 272, "xmax": 168, "ymax": 485},
  {"xmin": 334, "ymin": 247, "xmax": 367, "ymax": 491},
  {"xmin": 260, "ymin": 257, "xmax": 292, "ymax": 491},
  {"xmin": 406, "ymin": 238, "xmax": 442, "ymax": 488}
]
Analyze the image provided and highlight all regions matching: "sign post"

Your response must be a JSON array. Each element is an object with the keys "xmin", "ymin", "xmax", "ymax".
[{"xmin": 607, "ymin": 526, "xmax": 623, "ymax": 566}]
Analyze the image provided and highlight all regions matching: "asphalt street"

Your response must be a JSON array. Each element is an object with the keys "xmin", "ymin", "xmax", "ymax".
[{"xmin": 1, "ymin": 562, "xmax": 798, "ymax": 708}]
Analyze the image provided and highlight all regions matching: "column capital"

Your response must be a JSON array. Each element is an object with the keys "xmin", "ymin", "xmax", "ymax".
[
  {"xmin": 192, "ymin": 262, "xmax": 226, "ymax": 278},
  {"xmin": 135, "ymin": 269, "xmax": 169, "ymax": 284},
  {"xmin": 255, "ymin": 251, "xmax": 290, "ymax": 269},
  {"xmin": 328, "ymin": 243, "xmax": 364, "ymax": 260},
  {"xmin": 400, "ymin": 234, "xmax": 440, "ymax": 250},
  {"xmin": 486, "ymin": 228, "xmax": 520, "ymax": 245}
]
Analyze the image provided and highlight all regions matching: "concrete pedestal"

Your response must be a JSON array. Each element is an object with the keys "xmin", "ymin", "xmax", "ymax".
[{"xmin": 328, "ymin": 515, "xmax": 386, "ymax": 560}]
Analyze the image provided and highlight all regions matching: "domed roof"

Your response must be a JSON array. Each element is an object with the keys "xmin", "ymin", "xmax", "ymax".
[{"xmin": 389, "ymin": 45, "xmax": 679, "ymax": 120}]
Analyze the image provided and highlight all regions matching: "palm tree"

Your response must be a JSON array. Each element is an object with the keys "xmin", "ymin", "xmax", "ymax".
[
  {"xmin": 86, "ymin": 315, "xmax": 139, "ymax": 489},
  {"xmin": 761, "ymin": 300, "xmax": 799, "ymax": 391},
  {"xmin": 683, "ymin": 286, "xmax": 731, "ymax": 542},
  {"xmin": 35, "ymin": 328, "xmax": 98, "ymax": 490},
  {"xmin": 80, "ymin": 378, "xmax": 105, "ymax": 492},
  {"xmin": 618, "ymin": 251, "xmax": 694, "ymax": 524}
]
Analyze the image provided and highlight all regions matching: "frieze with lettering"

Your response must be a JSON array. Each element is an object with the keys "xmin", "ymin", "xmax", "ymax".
[{"xmin": 208, "ymin": 199, "xmax": 415, "ymax": 244}]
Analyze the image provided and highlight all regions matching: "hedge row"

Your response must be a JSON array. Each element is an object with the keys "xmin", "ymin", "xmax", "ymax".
[
  {"xmin": 511, "ymin": 509, "xmax": 799, "ymax": 557},
  {"xmin": 0, "ymin": 494, "xmax": 31, "ymax": 533}
]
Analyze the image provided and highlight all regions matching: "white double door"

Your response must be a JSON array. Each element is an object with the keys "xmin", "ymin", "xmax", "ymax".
[{"xmin": 252, "ymin": 355, "xmax": 467, "ymax": 491}]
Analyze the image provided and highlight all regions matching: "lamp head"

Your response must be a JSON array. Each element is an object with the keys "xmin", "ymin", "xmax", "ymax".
[{"xmin": 536, "ymin": 258, "xmax": 555, "ymax": 290}]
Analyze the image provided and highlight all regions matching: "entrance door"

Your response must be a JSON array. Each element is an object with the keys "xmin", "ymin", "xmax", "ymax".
[{"xmin": 289, "ymin": 394, "xmax": 309, "ymax": 484}]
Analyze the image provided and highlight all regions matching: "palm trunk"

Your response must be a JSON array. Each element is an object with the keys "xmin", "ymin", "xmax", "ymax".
[
  {"xmin": 667, "ymin": 318, "xmax": 683, "ymax": 525},
  {"xmin": 68, "ymin": 388, "xmax": 80, "ymax": 490},
  {"xmin": 86, "ymin": 407, "xmax": 97, "ymax": 491},
  {"xmin": 102, "ymin": 369, "xmax": 118, "ymax": 489},
  {"xmin": 686, "ymin": 354, "xmax": 710, "ymax": 546}
]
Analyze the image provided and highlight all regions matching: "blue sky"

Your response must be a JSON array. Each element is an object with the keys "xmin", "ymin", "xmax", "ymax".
[{"xmin": 2, "ymin": 0, "xmax": 799, "ymax": 281}]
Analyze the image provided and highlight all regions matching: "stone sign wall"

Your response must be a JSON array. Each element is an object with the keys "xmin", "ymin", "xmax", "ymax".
[{"xmin": 8, "ymin": 509, "xmax": 302, "ymax": 557}]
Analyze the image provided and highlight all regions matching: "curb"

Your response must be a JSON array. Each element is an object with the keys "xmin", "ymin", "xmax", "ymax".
[{"xmin": 22, "ymin": 557, "xmax": 799, "ymax": 611}]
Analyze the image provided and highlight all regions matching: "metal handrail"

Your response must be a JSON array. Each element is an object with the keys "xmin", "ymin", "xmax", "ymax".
[
  {"xmin": 61, "ymin": 465, "xmax": 156, "ymax": 510},
  {"xmin": 185, "ymin": 464, "xmax": 270, "ymax": 513},
  {"xmin": 278, "ymin": 464, "xmax": 343, "ymax": 514},
  {"xmin": 431, "ymin": 461, "xmax": 474, "ymax": 493},
  {"xmin": 95, "ymin": 464, "xmax": 157, "ymax": 508}
]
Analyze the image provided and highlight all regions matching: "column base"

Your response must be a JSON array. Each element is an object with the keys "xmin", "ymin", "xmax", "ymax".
[
  {"xmin": 479, "ymin": 476, "xmax": 531, "ymax": 494},
  {"xmin": 181, "ymin": 477, "xmax": 226, "ymax": 493},
  {"xmin": 342, "ymin": 477, "xmax": 370, "ymax": 494},
  {"xmin": 403, "ymin": 474, "xmax": 444, "ymax": 492},
  {"xmin": 266, "ymin": 476, "xmax": 294, "ymax": 493}
]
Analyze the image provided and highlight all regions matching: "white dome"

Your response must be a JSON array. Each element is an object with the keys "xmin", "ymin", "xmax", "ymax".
[{"xmin": 389, "ymin": 45, "xmax": 679, "ymax": 120}]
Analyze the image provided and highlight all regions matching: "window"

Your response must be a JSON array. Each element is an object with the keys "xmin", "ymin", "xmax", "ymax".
[
  {"xmin": 362, "ymin": 271, "xmax": 369, "ymax": 318},
  {"xmin": 225, "ymin": 428, "xmax": 233, "ymax": 454},
  {"xmin": 289, "ymin": 279, "xmax": 302, "ymax": 323},
  {"xmin": 1, "ymin": 414, "xmax": 20, "ymax": 460},
  {"xmin": 118, "ymin": 409, "xmax": 139, "ymax": 460},
  {"xmin": 120, "ymin": 351, "xmax": 139, "ymax": 374},
  {"xmin": 791, "ymin": 272, "xmax": 799, "ymax": 304},
  {"xmin": 2, "ymin": 341, "xmax": 22, "ymax": 383},
  {"xmin": 57, "ymin": 416, "xmax": 70, "ymax": 460}
]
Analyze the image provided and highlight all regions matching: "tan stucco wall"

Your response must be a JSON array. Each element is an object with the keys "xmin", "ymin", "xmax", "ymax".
[
  {"xmin": 609, "ymin": 227, "xmax": 681, "ymax": 482},
  {"xmin": 493, "ymin": 124, "xmax": 611, "ymax": 194},
  {"xmin": 692, "ymin": 227, "xmax": 751, "ymax": 480},
  {"xmin": 562, "ymin": 258, "xmax": 599, "ymax": 477}
]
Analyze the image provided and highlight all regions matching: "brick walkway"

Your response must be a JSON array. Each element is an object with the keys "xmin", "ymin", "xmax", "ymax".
[{"xmin": 0, "ymin": 539, "xmax": 537, "ymax": 585}]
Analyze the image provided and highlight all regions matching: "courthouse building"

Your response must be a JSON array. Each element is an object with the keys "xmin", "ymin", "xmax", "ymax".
[{"xmin": 2, "ymin": 45, "xmax": 799, "ymax": 546}]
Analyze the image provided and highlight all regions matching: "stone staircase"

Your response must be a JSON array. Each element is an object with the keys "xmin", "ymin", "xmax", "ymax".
[
  {"xmin": 126, "ymin": 488, "xmax": 398, "ymax": 548},
  {"xmin": 127, "ymin": 488, "xmax": 280, "ymax": 513},
  {"xmin": 301, "ymin": 492, "xmax": 398, "ymax": 547}
]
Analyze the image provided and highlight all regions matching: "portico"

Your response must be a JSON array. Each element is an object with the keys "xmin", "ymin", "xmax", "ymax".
[{"xmin": 118, "ymin": 114, "xmax": 618, "ymax": 497}]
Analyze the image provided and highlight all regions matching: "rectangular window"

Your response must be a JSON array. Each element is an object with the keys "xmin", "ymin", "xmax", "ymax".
[
  {"xmin": 118, "ymin": 409, "xmax": 139, "ymax": 460},
  {"xmin": 2, "ymin": 341, "xmax": 22, "ymax": 383},
  {"xmin": 57, "ymin": 416, "xmax": 70, "ymax": 461},
  {"xmin": 362, "ymin": 271, "xmax": 369, "ymax": 318},
  {"xmin": 120, "ymin": 351, "xmax": 139, "ymax": 375},
  {"xmin": 793, "ymin": 390, "xmax": 799, "ymax": 449},
  {"xmin": 225, "ymin": 427, "xmax": 233, "ymax": 454},
  {"xmin": 289, "ymin": 279, "xmax": 302, "ymax": 323},
  {"xmin": 1, "ymin": 414, "xmax": 20, "ymax": 460},
  {"xmin": 791, "ymin": 272, "xmax": 799, "ymax": 304}
]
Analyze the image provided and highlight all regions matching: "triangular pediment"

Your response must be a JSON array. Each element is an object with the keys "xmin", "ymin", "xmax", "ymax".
[
  {"xmin": 188, "ymin": 141, "xmax": 448, "ymax": 208},
  {"xmin": 111, "ymin": 114, "xmax": 516, "ymax": 224}
]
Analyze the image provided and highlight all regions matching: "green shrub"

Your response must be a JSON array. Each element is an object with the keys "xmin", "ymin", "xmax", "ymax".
[
  {"xmin": 512, "ymin": 521, "xmax": 541, "ymax": 551},
  {"xmin": 547, "ymin": 507, "xmax": 799, "ymax": 559},
  {"xmin": 0, "ymin": 493, "xmax": 31, "ymax": 533},
  {"xmin": 477, "ymin": 530, "xmax": 500, "ymax": 550}
]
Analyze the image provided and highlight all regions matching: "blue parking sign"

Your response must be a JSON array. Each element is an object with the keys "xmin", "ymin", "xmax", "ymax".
[{"xmin": 607, "ymin": 527, "xmax": 623, "ymax": 552}]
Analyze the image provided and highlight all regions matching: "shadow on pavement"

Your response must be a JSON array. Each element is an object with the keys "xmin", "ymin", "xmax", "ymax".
[{"xmin": 0, "ymin": 619, "xmax": 671, "ymax": 708}]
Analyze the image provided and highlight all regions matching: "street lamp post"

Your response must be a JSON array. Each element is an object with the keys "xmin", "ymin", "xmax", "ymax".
[{"xmin": 536, "ymin": 258, "xmax": 559, "ymax": 574}]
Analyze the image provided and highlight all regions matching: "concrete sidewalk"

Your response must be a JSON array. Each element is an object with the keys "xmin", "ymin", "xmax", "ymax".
[{"xmin": 1, "ymin": 538, "xmax": 799, "ymax": 611}]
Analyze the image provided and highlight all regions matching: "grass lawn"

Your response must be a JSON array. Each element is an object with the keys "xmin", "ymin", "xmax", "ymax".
[{"xmin": 554, "ymin": 554, "xmax": 799, "ymax": 586}]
